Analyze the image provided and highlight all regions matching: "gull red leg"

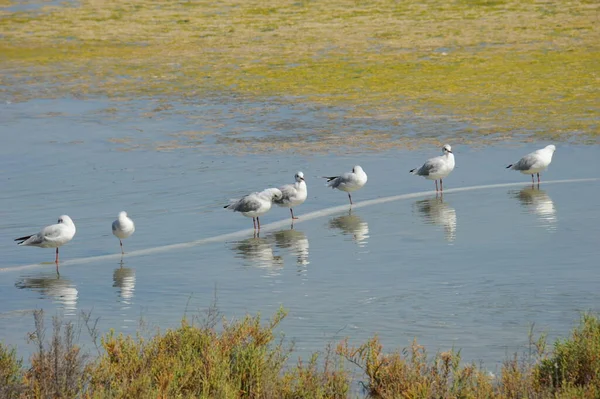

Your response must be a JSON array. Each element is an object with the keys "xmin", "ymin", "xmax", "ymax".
[
  {"xmin": 290, "ymin": 208, "xmax": 298, "ymax": 220},
  {"xmin": 257, "ymin": 217, "xmax": 261, "ymax": 230},
  {"xmin": 55, "ymin": 248, "xmax": 59, "ymax": 274},
  {"xmin": 537, "ymin": 173, "xmax": 540, "ymax": 183},
  {"xmin": 252, "ymin": 217, "xmax": 256, "ymax": 229},
  {"xmin": 440, "ymin": 179, "xmax": 444, "ymax": 192},
  {"xmin": 435, "ymin": 180, "xmax": 439, "ymax": 192},
  {"xmin": 531, "ymin": 174, "xmax": 535, "ymax": 184},
  {"xmin": 348, "ymin": 193, "xmax": 353, "ymax": 205}
]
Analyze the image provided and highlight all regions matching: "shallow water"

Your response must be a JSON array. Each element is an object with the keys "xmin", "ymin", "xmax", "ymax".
[{"xmin": 1, "ymin": 98, "xmax": 599, "ymax": 372}]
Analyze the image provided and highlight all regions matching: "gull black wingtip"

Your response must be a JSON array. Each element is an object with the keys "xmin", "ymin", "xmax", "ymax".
[
  {"xmin": 322, "ymin": 176, "xmax": 338, "ymax": 182},
  {"xmin": 14, "ymin": 235, "xmax": 32, "ymax": 242},
  {"xmin": 506, "ymin": 164, "xmax": 513, "ymax": 169},
  {"xmin": 409, "ymin": 168, "xmax": 416, "ymax": 173}
]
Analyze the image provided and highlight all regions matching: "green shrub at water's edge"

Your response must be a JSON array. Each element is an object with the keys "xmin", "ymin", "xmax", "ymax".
[
  {"xmin": 0, "ymin": 310, "xmax": 598, "ymax": 398},
  {"xmin": 0, "ymin": 342, "xmax": 23, "ymax": 398},
  {"xmin": 537, "ymin": 313, "xmax": 600, "ymax": 393}
]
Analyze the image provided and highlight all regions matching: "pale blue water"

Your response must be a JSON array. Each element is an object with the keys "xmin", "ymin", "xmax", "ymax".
[{"xmin": 1, "ymin": 98, "xmax": 599, "ymax": 373}]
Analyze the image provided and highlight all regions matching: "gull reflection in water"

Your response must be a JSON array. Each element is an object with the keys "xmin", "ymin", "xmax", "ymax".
[
  {"xmin": 328, "ymin": 212, "xmax": 370, "ymax": 247},
  {"xmin": 15, "ymin": 273, "xmax": 78, "ymax": 316},
  {"xmin": 511, "ymin": 186, "xmax": 557, "ymax": 230},
  {"xmin": 271, "ymin": 228, "xmax": 310, "ymax": 276},
  {"xmin": 232, "ymin": 233, "xmax": 284, "ymax": 276},
  {"xmin": 113, "ymin": 262, "xmax": 136, "ymax": 305},
  {"xmin": 113, "ymin": 261, "xmax": 136, "ymax": 329},
  {"xmin": 271, "ymin": 229, "xmax": 310, "ymax": 266},
  {"xmin": 414, "ymin": 196, "xmax": 457, "ymax": 242}
]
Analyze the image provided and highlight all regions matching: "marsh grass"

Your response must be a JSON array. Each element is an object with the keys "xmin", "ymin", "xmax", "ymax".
[
  {"xmin": 2, "ymin": 0, "xmax": 599, "ymax": 143},
  {"xmin": 1, "ymin": 309, "xmax": 599, "ymax": 398}
]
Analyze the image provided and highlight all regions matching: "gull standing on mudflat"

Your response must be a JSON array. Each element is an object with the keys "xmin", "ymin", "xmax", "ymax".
[
  {"xmin": 323, "ymin": 165, "xmax": 368, "ymax": 205},
  {"xmin": 506, "ymin": 145, "xmax": 556, "ymax": 184},
  {"xmin": 14, "ymin": 215, "xmax": 76, "ymax": 272},
  {"xmin": 112, "ymin": 211, "xmax": 135, "ymax": 254},
  {"xmin": 274, "ymin": 171, "xmax": 307, "ymax": 221},
  {"xmin": 224, "ymin": 188, "xmax": 283, "ymax": 230},
  {"xmin": 410, "ymin": 144, "xmax": 455, "ymax": 192}
]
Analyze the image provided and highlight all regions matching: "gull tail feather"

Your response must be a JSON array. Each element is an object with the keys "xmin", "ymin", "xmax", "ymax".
[{"xmin": 14, "ymin": 235, "xmax": 32, "ymax": 244}]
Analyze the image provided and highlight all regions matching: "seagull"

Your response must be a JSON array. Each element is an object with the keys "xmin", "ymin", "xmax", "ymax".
[
  {"xmin": 323, "ymin": 165, "xmax": 368, "ymax": 205},
  {"xmin": 410, "ymin": 144, "xmax": 455, "ymax": 192},
  {"xmin": 274, "ymin": 171, "xmax": 307, "ymax": 220},
  {"xmin": 112, "ymin": 211, "xmax": 135, "ymax": 254},
  {"xmin": 224, "ymin": 188, "xmax": 283, "ymax": 230},
  {"xmin": 506, "ymin": 145, "xmax": 556, "ymax": 184},
  {"xmin": 14, "ymin": 215, "xmax": 76, "ymax": 272}
]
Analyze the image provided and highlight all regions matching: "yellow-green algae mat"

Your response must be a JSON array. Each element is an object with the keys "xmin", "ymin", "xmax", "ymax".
[{"xmin": 1, "ymin": 0, "xmax": 599, "ymax": 144}]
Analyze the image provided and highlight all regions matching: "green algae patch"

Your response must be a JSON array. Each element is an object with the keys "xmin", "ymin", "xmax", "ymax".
[{"xmin": 1, "ymin": 0, "xmax": 599, "ymax": 143}]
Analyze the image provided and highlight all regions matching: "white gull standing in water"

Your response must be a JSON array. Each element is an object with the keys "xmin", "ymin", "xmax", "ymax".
[
  {"xmin": 274, "ymin": 171, "xmax": 307, "ymax": 221},
  {"xmin": 323, "ymin": 165, "xmax": 368, "ymax": 205},
  {"xmin": 14, "ymin": 215, "xmax": 76, "ymax": 272},
  {"xmin": 224, "ymin": 188, "xmax": 283, "ymax": 230},
  {"xmin": 410, "ymin": 144, "xmax": 455, "ymax": 192},
  {"xmin": 112, "ymin": 211, "xmax": 136, "ymax": 254},
  {"xmin": 506, "ymin": 145, "xmax": 556, "ymax": 184}
]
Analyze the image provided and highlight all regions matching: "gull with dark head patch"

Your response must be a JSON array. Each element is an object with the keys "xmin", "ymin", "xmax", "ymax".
[
  {"xmin": 410, "ymin": 144, "xmax": 455, "ymax": 192},
  {"xmin": 323, "ymin": 165, "xmax": 367, "ymax": 205},
  {"xmin": 274, "ymin": 171, "xmax": 307, "ymax": 221},
  {"xmin": 14, "ymin": 215, "xmax": 76, "ymax": 272}
]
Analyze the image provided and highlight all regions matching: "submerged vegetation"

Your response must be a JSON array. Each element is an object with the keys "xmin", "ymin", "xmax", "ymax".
[
  {"xmin": 1, "ymin": 0, "xmax": 599, "ymax": 143},
  {"xmin": 0, "ymin": 309, "xmax": 599, "ymax": 398}
]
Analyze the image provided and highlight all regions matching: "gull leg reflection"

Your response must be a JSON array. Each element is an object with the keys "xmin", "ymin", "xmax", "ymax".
[
  {"xmin": 328, "ymin": 211, "xmax": 370, "ymax": 247},
  {"xmin": 15, "ymin": 272, "xmax": 78, "ymax": 316},
  {"xmin": 414, "ymin": 195, "xmax": 457, "ymax": 242},
  {"xmin": 510, "ymin": 185, "xmax": 556, "ymax": 230}
]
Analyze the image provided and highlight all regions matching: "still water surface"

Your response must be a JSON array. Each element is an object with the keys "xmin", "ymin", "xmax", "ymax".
[{"xmin": 1, "ymin": 98, "xmax": 599, "ymax": 371}]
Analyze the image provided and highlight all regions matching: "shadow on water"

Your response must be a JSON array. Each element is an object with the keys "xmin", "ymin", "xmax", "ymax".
[
  {"xmin": 113, "ymin": 261, "xmax": 136, "ymax": 306},
  {"xmin": 14, "ymin": 272, "xmax": 78, "ymax": 316},
  {"xmin": 510, "ymin": 186, "xmax": 557, "ymax": 231},
  {"xmin": 413, "ymin": 195, "xmax": 457, "ymax": 242},
  {"xmin": 328, "ymin": 212, "xmax": 370, "ymax": 247}
]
